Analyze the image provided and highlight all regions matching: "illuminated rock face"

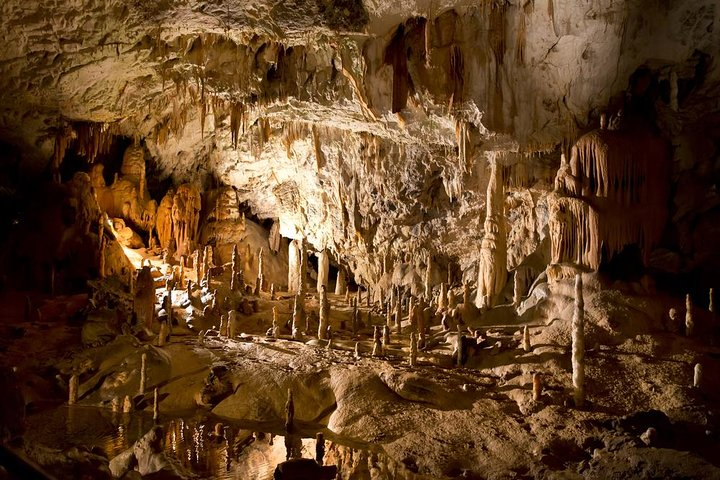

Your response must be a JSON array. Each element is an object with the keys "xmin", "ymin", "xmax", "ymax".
[{"xmin": 0, "ymin": 0, "xmax": 718, "ymax": 289}]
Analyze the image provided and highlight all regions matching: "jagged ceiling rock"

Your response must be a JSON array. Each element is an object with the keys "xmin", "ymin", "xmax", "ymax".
[{"xmin": 0, "ymin": 0, "xmax": 718, "ymax": 285}]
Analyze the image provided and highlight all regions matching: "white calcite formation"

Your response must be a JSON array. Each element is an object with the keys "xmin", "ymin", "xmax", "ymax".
[{"xmin": 0, "ymin": 1, "xmax": 715, "ymax": 291}]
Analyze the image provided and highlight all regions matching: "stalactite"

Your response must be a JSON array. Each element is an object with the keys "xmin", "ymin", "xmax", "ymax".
[
  {"xmin": 230, "ymin": 102, "xmax": 245, "ymax": 149},
  {"xmin": 548, "ymin": 0, "xmax": 554, "ymax": 24},
  {"xmin": 449, "ymin": 44, "xmax": 464, "ymax": 109},
  {"xmin": 424, "ymin": 14, "xmax": 432, "ymax": 67},
  {"xmin": 549, "ymin": 197, "xmax": 601, "ymax": 270},
  {"xmin": 74, "ymin": 122, "xmax": 119, "ymax": 164},
  {"xmin": 52, "ymin": 125, "xmax": 72, "ymax": 182},
  {"xmin": 269, "ymin": 221, "xmax": 281, "ymax": 253},
  {"xmin": 551, "ymin": 130, "xmax": 670, "ymax": 270},
  {"xmin": 312, "ymin": 125, "xmax": 325, "ymax": 170},
  {"xmin": 487, "ymin": 1, "xmax": 507, "ymax": 65},
  {"xmin": 455, "ymin": 119, "xmax": 467, "ymax": 174},
  {"xmin": 282, "ymin": 121, "xmax": 307, "ymax": 158},
  {"xmin": 199, "ymin": 99, "xmax": 207, "ymax": 139},
  {"xmin": 171, "ymin": 184, "xmax": 202, "ymax": 259},
  {"xmin": 516, "ymin": 1, "xmax": 532, "ymax": 65}
]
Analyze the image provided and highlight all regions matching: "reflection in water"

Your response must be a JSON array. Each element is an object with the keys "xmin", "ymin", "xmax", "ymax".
[{"xmin": 24, "ymin": 406, "xmax": 414, "ymax": 479}]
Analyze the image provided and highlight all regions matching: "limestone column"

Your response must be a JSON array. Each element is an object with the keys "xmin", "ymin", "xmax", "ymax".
[
  {"xmin": 299, "ymin": 238, "xmax": 308, "ymax": 298},
  {"xmin": 335, "ymin": 270, "xmax": 347, "ymax": 295},
  {"xmin": 318, "ymin": 286, "xmax": 329, "ymax": 339},
  {"xmin": 475, "ymin": 157, "xmax": 508, "ymax": 308},
  {"xmin": 317, "ymin": 250, "xmax": 329, "ymax": 293},
  {"xmin": 288, "ymin": 239, "xmax": 301, "ymax": 292},
  {"xmin": 572, "ymin": 274, "xmax": 585, "ymax": 407},
  {"xmin": 258, "ymin": 247, "xmax": 265, "ymax": 292}
]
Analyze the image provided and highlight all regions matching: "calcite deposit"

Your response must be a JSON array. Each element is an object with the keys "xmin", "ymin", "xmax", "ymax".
[{"xmin": 1, "ymin": 0, "xmax": 720, "ymax": 479}]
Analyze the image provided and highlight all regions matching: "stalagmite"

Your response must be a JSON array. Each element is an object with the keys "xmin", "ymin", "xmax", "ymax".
[
  {"xmin": 685, "ymin": 294, "xmax": 694, "ymax": 337},
  {"xmin": 68, "ymin": 374, "xmax": 79, "ymax": 405},
  {"xmin": 203, "ymin": 245, "xmax": 214, "ymax": 278},
  {"xmin": 335, "ymin": 270, "xmax": 347, "ymax": 296},
  {"xmin": 441, "ymin": 314, "xmax": 450, "ymax": 331},
  {"xmin": 158, "ymin": 321, "xmax": 169, "ymax": 346},
  {"xmin": 417, "ymin": 298, "xmax": 426, "ymax": 344},
  {"xmin": 694, "ymin": 363, "xmax": 703, "ymax": 388},
  {"xmin": 231, "ymin": 244, "xmax": 240, "ymax": 291},
  {"xmin": 135, "ymin": 266, "xmax": 155, "ymax": 330},
  {"xmin": 372, "ymin": 326, "xmax": 382, "ymax": 357},
  {"xmin": 522, "ymin": 325, "xmax": 531, "ymax": 352},
  {"xmin": 228, "ymin": 310, "xmax": 238, "ymax": 339},
  {"xmin": 394, "ymin": 299, "xmax": 402, "ymax": 334},
  {"xmin": 139, "ymin": 353, "xmax": 147, "ymax": 395},
  {"xmin": 299, "ymin": 239, "xmax": 308, "ymax": 299},
  {"xmin": 163, "ymin": 293, "xmax": 173, "ymax": 328},
  {"xmin": 272, "ymin": 307, "xmax": 280, "ymax": 337},
  {"xmin": 407, "ymin": 296, "xmax": 416, "ymax": 331},
  {"xmin": 533, "ymin": 373, "xmax": 542, "ymax": 402},
  {"xmin": 122, "ymin": 395, "xmax": 133, "ymax": 413},
  {"xmin": 668, "ymin": 308, "xmax": 679, "ymax": 333},
  {"xmin": 317, "ymin": 250, "xmax": 329, "ymax": 293},
  {"xmin": 572, "ymin": 274, "xmax": 585, "ymax": 407},
  {"xmin": 352, "ymin": 297, "xmax": 359, "ymax": 335},
  {"xmin": 292, "ymin": 293, "xmax": 303, "ymax": 339},
  {"xmin": 318, "ymin": 286, "xmax": 329, "ymax": 339},
  {"xmin": 476, "ymin": 157, "xmax": 507, "ymax": 308},
  {"xmin": 153, "ymin": 388, "xmax": 159, "ymax": 421},
  {"xmin": 457, "ymin": 334, "xmax": 464, "ymax": 367},
  {"xmin": 354, "ymin": 342, "xmax": 360, "ymax": 359},
  {"xmin": 447, "ymin": 289, "xmax": 456, "ymax": 310},
  {"xmin": 288, "ymin": 240, "xmax": 301, "ymax": 292},
  {"xmin": 424, "ymin": 259, "xmax": 432, "ymax": 299},
  {"xmin": 257, "ymin": 247, "xmax": 265, "ymax": 292},
  {"xmin": 219, "ymin": 315, "xmax": 226, "ymax": 337},
  {"xmin": 386, "ymin": 303, "xmax": 393, "ymax": 328},
  {"xmin": 270, "ymin": 283, "xmax": 276, "ymax": 300},
  {"xmin": 382, "ymin": 325, "xmax": 391, "ymax": 352},
  {"xmin": 513, "ymin": 272, "xmax": 522, "ymax": 307},
  {"xmin": 438, "ymin": 283, "xmax": 448, "ymax": 310},
  {"xmin": 409, "ymin": 332, "xmax": 418, "ymax": 366}
]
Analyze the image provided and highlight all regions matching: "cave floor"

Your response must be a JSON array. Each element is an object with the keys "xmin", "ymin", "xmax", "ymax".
[{"xmin": 2, "ymin": 257, "xmax": 720, "ymax": 479}]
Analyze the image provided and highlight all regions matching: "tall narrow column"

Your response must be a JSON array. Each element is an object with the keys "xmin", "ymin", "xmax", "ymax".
[
  {"xmin": 572, "ymin": 274, "xmax": 585, "ymax": 407},
  {"xmin": 299, "ymin": 238, "xmax": 308, "ymax": 299},
  {"xmin": 317, "ymin": 250, "xmax": 329, "ymax": 293},
  {"xmin": 335, "ymin": 270, "xmax": 347, "ymax": 295},
  {"xmin": 288, "ymin": 239, "xmax": 301, "ymax": 292},
  {"xmin": 318, "ymin": 286, "xmax": 329, "ymax": 339},
  {"xmin": 475, "ymin": 156, "xmax": 508, "ymax": 308}
]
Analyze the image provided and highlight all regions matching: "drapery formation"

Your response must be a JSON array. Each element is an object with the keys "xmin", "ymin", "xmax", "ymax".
[{"xmin": 551, "ymin": 129, "xmax": 670, "ymax": 270}]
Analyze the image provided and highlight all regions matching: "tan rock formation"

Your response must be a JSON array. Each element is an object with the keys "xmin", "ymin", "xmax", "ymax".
[
  {"xmin": 476, "ymin": 157, "xmax": 507, "ymax": 308},
  {"xmin": 171, "ymin": 184, "xmax": 202, "ymax": 259}
]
